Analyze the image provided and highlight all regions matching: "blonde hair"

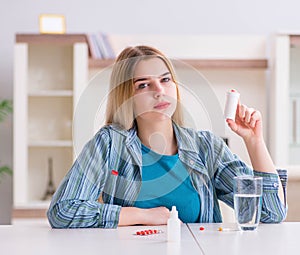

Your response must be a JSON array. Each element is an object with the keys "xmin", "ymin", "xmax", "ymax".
[{"xmin": 105, "ymin": 45, "xmax": 183, "ymax": 130}]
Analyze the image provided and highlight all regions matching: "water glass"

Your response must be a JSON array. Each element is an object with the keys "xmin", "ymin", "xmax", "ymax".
[{"xmin": 234, "ymin": 176, "xmax": 263, "ymax": 231}]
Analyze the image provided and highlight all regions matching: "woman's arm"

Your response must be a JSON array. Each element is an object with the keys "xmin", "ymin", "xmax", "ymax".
[
  {"xmin": 226, "ymin": 103, "xmax": 285, "ymax": 204},
  {"xmin": 47, "ymin": 129, "xmax": 119, "ymax": 228},
  {"xmin": 118, "ymin": 206, "xmax": 170, "ymax": 226}
]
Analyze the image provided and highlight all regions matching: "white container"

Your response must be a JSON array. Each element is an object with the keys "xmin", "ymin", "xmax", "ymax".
[
  {"xmin": 224, "ymin": 90, "xmax": 240, "ymax": 120},
  {"xmin": 167, "ymin": 206, "xmax": 181, "ymax": 242}
]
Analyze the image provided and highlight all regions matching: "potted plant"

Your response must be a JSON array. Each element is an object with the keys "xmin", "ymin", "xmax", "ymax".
[
  {"xmin": 0, "ymin": 99, "xmax": 13, "ymax": 180},
  {"xmin": 0, "ymin": 99, "xmax": 13, "ymax": 224}
]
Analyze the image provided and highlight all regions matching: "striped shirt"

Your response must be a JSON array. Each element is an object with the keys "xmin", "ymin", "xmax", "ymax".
[{"xmin": 47, "ymin": 123, "xmax": 287, "ymax": 228}]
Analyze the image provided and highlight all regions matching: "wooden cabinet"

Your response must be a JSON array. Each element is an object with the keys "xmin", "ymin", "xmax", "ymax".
[{"xmin": 13, "ymin": 34, "xmax": 88, "ymax": 212}]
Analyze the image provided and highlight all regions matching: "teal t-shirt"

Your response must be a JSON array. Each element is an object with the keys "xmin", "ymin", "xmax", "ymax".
[{"xmin": 134, "ymin": 144, "xmax": 200, "ymax": 223}]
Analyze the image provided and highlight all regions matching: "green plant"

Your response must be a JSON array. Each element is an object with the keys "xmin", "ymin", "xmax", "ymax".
[{"xmin": 0, "ymin": 99, "xmax": 13, "ymax": 180}]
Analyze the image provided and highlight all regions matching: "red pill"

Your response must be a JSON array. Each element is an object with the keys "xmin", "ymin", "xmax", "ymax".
[
  {"xmin": 199, "ymin": 226, "xmax": 205, "ymax": 231},
  {"xmin": 135, "ymin": 229, "xmax": 162, "ymax": 236}
]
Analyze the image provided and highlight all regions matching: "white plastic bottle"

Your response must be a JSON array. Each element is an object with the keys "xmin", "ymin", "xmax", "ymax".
[
  {"xmin": 224, "ymin": 89, "xmax": 240, "ymax": 120},
  {"xmin": 167, "ymin": 206, "xmax": 181, "ymax": 242}
]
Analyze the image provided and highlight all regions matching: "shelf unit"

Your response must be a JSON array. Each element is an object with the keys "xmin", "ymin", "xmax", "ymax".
[
  {"xmin": 13, "ymin": 34, "xmax": 88, "ymax": 213},
  {"xmin": 269, "ymin": 33, "xmax": 300, "ymax": 221},
  {"xmin": 269, "ymin": 33, "xmax": 300, "ymax": 168},
  {"xmin": 88, "ymin": 34, "xmax": 269, "ymax": 70},
  {"xmin": 89, "ymin": 58, "xmax": 268, "ymax": 69}
]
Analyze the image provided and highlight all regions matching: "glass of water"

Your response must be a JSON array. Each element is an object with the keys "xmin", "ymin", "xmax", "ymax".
[{"xmin": 234, "ymin": 176, "xmax": 263, "ymax": 231}]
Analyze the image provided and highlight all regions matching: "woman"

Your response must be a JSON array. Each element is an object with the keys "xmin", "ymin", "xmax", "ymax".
[{"xmin": 47, "ymin": 45, "xmax": 287, "ymax": 228}]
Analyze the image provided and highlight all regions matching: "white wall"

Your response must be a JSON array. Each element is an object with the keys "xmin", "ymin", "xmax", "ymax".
[{"xmin": 1, "ymin": 0, "xmax": 300, "ymax": 223}]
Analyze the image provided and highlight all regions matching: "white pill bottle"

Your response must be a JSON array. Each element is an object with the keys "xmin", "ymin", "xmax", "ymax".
[
  {"xmin": 167, "ymin": 206, "xmax": 181, "ymax": 242},
  {"xmin": 224, "ymin": 89, "xmax": 240, "ymax": 120}
]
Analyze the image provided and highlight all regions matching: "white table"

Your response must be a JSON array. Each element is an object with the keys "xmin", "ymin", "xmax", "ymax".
[
  {"xmin": 188, "ymin": 222, "xmax": 299, "ymax": 255},
  {"xmin": 0, "ymin": 221, "xmax": 201, "ymax": 255},
  {"xmin": 1, "ymin": 220, "xmax": 299, "ymax": 255}
]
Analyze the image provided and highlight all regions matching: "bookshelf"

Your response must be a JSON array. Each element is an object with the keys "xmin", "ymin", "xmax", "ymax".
[
  {"xmin": 268, "ymin": 33, "xmax": 300, "ymax": 221},
  {"xmin": 88, "ymin": 58, "xmax": 268, "ymax": 69},
  {"xmin": 87, "ymin": 34, "xmax": 268, "ymax": 69},
  {"xmin": 13, "ymin": 34, "xmax": 88, "ymax": 215},
  {"xmin": 270, "ymin": 33, "xmax": 300, "ymax": 167}
]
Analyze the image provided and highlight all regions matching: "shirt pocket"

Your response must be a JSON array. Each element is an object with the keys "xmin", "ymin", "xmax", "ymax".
[{"xmin": 103, "ymin": 166, "xmax": 139, "ymax": 206}]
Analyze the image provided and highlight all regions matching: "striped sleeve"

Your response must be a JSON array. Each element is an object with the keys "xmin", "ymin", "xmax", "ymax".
[
  {"xmin": 254, "ymin": 170, "xmax": 287, "ymax": 223},
  {"xmin": 47, "ymin": 128, "xmax": 121, "ymax": 228},
  {"xmin": 204, "ymin": 131, "xmax": 287, "ymax": 223}
]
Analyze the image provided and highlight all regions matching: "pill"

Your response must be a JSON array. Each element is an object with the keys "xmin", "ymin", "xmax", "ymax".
[{"xmin": 135, "ymin": 229, "xmax": 162, "ymax": 236}]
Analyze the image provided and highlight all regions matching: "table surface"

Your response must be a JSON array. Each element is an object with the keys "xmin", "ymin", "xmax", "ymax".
[
  {"xmin": 188, "ymin": 222, "xmax": 299, "ymax": 255},
  {"xmin": 0, "ymin": 220, "xmax": 200, "ymax": 255},
  {"xmin": 0, "ymin": 220, "xmax": 299, "ymax": 255}
]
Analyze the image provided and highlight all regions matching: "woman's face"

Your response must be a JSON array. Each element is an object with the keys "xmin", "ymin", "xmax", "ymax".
[{"xmin": 132, "ymin": 57, "xmax": 177, "ymax": 123}]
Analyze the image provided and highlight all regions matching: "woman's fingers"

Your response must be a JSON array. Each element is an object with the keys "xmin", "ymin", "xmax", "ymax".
[
  {"xmin": 244, "ymin": 108, "xmax": 255, "ymax": 123},
  {"xmin": 249, "ymin": 110, "xmax": 261, "ymax": 128},
  {"xmin": 228, "ymin": 103, "xmax": 263, "ymax": 139},
  {"xmin": 238, "ymin": 104, "xmax": 260, "ymax": 127},
  {"xmin": 238, "ymin": 103, "xmax": 246, "ymax": 120},
  {"xmin": 226, "ymin": 119, "xmax": 237, "ymax": 132}
]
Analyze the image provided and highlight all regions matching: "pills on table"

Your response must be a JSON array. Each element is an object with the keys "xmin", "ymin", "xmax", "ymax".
[{"xmin": 135, "ymin": 229, "xmax": 162, "ymax": 236}]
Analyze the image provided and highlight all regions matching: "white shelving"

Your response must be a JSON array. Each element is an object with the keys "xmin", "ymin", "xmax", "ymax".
[
  {"xmin": 269, "ymin": 34, "xmax": 300, "ymax": 221},
  {"xmin": 270, "ymin": 33, "xmax": 300, "ymax": 168},
  {"xmin": 13, "ymin": 34, "xmax": 88, "ymax": 210},
  {"xmin": 28, "ymin": 90, "xmax": 73, "ymax": 97}
]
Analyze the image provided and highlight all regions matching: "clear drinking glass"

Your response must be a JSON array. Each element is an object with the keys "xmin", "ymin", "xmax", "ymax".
[{"xmin": 234, "ymin": 176, "xmax": 263, "ymax": 231}]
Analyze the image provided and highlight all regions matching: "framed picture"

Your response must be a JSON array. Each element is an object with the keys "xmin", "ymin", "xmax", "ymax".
[{"xmin": 39, "ymin": 14, "xmax": 66, "ymax": 34}]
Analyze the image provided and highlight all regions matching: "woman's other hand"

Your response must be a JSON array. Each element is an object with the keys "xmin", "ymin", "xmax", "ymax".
[
  {"xmin": 119, "ymin": 206, "xmax": 170, "ymax": 226},
  {"xmin": 226, "ymin": 103, "xmax": 263, "ymax": 142}
]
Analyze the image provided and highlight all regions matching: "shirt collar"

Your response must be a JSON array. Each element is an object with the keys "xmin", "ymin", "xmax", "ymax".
[
  {"xmin": 109, "ymin": 121, "xmax": 201, "ymax": 153},
  {"xmin": 109, "ymin": 123, "xmax": 139, "ymax": 146},
  {"xmin": 173, "ymin": 122, "xmax": 201, "ymax": 153},
  {"xmin": 109, "ymin": 122, "xmax": 207, "ymax": 174}
]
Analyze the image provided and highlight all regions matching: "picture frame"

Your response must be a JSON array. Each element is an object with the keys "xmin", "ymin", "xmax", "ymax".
[{"xmin": 39, "ymin": 14, "xmax": 66, "ymax": 34}]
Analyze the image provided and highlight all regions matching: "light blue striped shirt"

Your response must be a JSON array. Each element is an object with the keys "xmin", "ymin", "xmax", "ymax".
[{"xmin": 47, "ymin": 123, "xmax": 287, "ymax": 228}]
